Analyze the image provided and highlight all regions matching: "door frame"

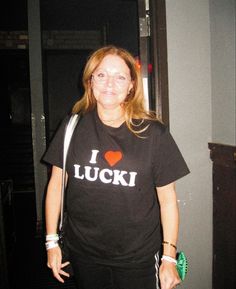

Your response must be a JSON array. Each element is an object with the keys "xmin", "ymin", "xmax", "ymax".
[{"xmin": 138, "ymin": 0, "xmax": 169, "ymax": 125}]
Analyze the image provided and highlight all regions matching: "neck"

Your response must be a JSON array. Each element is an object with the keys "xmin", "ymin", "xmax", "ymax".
[{"xmin": 97, "ymin": 107, "xmax": 125, "ymax": 127}]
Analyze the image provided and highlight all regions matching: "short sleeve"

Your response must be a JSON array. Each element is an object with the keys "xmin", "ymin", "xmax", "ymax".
[
  {"xmin": 41, "ymin": 115, "xmax": 70, "ymax": 168},
  {"xmin": 152, "ymin": 125, "xmax": 190, "ymax": 187}
]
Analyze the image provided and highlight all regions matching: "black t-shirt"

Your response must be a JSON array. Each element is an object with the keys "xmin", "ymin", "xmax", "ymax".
[{"xmin": 43, "ymin": 109, "xmax": 190, "ymax": 267}]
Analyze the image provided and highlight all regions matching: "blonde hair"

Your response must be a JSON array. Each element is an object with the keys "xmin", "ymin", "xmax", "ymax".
[{"xmin": 72, "ymin": 45, "xmax": 158, "ymax": 135}]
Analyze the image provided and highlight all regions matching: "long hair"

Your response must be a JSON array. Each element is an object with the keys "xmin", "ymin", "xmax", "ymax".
[{"xmin": 72, "ymin": 45, "xmax": 158, "ymax": 135}]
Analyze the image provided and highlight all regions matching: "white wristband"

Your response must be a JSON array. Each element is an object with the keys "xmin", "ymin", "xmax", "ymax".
[
  {"xmin": 161, "ymin": 255, "xmax": 177, "ymax": 265},
  {"xmin": 45, "ymin": 241, "xmax": 59, "ymax": 250},
  {"xmin": 46, "ymin": 234, "xmax": 59, "ymax": 241}
]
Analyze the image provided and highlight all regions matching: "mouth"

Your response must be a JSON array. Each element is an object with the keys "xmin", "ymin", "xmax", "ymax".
[{"xmin": 102, "ymin": 90, "xmax": 116, "ymax": 96}]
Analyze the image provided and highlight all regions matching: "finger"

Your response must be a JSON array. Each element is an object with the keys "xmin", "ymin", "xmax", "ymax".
[
  {"xmin": 160, "ymin": 282, "xmax": 167, "ymax": 289},
  {"xmin": 51, "ymin": 262, "xmax": 65, "ymax": 283},
  {"xmin": 173, "ymin": 277, "xmax": 181, "ymax": 287},
  {"xmin": 52, "ymin": 267, "xmax": 65, "ymax": 283},
  {"xmin": 59, "ymin": 269, "xmax": 70, "ymax": 278},
  {"xmin": 160, "ymin": 278, "xmax": 169, "ymax": 289},
  {"xmin": 61, "ymin": 261, "xmax": 70, "ymax": 268},
  {"xmin": 160, "ymin": 281, "xmax": 172, "ymax": 289},
  {"xmin": 47, "ymin": 262, "xmax": 51, "ymax": 269}
]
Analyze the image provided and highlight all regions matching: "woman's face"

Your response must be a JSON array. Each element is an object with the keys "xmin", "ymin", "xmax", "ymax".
[{"xmin": 91, "ymin": 54, "xmax": 133, "ymax": 111}]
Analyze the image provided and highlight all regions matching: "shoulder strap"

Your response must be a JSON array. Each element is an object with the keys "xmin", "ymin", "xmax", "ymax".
[{"xmin": 59, "ymin": 113, "xmax": 81, "ymax": 231}]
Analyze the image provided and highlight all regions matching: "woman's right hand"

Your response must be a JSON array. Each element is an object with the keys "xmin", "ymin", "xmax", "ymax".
[{"xmin": 47, "ymin": 246, "xmax": 70, "ymax": 283}]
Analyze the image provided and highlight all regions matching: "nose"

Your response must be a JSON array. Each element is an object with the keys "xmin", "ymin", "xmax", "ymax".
[{"xmin": 106, "ymin": 75, "xmax": 115, "ymax": 86}]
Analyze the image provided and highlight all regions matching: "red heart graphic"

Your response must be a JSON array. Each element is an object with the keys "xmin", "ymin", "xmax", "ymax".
[{"xmin": 104, "ymin": 151, "xmax": 123, "ymax": 167}]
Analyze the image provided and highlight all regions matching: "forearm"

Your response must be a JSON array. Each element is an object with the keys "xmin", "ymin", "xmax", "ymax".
[
  {"xmin": 45, "ymin": 184, "xmax": 61, "ymax": 234},
  {"xmin": 157, "ymin": 183, "xmax": 181, "ymax": 288},
  {"xmin": 160, "ymin": 201, "xmax": 179, "ymax": 258},
  {"xmin": 45, "ymin": 166, "xmax": 63, "ymax": 234},
  {"xmin": 157, "ymin": 182, "xmax": 179, "ymax": 258}
]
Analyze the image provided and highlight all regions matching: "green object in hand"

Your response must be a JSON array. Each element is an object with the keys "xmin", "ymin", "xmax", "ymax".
[{"xmin": 176, "ymin": 251, "xmax": 188, "ymax": 281}]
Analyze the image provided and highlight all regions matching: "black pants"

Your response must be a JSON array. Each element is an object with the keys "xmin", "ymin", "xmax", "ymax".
[{"xmin": 70, "ymin": 255, "xmax": 160, "ymax": 289}]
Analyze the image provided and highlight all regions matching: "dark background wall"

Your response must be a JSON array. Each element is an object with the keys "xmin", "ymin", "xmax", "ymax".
[
  {"xmin": 41, "ymin": 0, "xmax": 139, "ymax": 55},
  {"xmin": 1, "ymin": 0, "xmax": 139, "ymax": 134}
]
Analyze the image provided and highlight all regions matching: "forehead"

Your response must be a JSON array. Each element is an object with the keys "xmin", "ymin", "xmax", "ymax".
[{"xmin": 96, "ymin": 54, "xmax": 130, "ymax": 74}]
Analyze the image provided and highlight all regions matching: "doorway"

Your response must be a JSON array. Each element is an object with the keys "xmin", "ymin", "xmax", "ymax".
[{"xmin": 40, "ymin": 0, "xmax": 141, "ymax": 137}]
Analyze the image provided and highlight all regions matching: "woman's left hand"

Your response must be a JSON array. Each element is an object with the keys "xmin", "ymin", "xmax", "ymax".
[{"xmin": 159, "ymin": 260, "xmax": 181, "ymax": 289}]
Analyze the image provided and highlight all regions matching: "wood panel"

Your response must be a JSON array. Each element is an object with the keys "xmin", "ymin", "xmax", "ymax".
[{"xmin": 209, "ymin": 143, "xmax": 236, "ymax": 289}]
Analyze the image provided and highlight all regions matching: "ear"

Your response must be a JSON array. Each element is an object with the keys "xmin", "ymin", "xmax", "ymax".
[
  {"xmin": 90, "ymin": 77, "xmax": 94, "ymax": 88},
  {"xmin": 128, "ymin": 81, "xmax": 134, "ymax": 93}
]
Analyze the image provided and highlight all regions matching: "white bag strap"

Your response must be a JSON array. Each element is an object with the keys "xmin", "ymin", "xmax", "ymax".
[{"xmin": 59, "ymin": 113, "xmax": 80, "ymax": 231}]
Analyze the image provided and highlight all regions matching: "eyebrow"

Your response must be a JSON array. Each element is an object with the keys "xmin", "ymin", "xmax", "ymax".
[{"xmin": 95, "ymin": 69, "xmax": 130, "ymax": 76}]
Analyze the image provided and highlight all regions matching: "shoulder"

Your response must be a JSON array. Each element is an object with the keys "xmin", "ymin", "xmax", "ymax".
[
  {"xmin": 149, "ymin": 119, "xmax": 167, "ymax": 133},
  {"xmin": 139, "ymin": 118, "xmax": 167, "ymax": 138},
  {"xmin": 129, "ymin": 118, "xmax": 167, "ymax": 138}
]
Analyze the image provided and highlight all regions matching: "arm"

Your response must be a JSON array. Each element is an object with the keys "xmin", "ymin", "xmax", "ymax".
[
  {"xmin": 45, "ymin": 166, "xmax": 62, "ymax": 234},
  {"xmin": 156, "ymin": 182, "xmax": 181, "ymax": 289},
  {"xmin": 45, "ymin": 165, "xmax": 69, "ymax": 282}
]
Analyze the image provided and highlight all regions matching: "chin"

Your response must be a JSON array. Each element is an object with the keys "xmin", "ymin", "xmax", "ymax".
[{"xmin": 99, "ymin": 102, "xmax": 122, "ymax": 110}]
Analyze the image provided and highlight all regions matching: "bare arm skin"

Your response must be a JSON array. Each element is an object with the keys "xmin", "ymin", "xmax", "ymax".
[
  {"xmin": 45, "ymin": 165, "xmax": 70, "ymax": 283},
  {"xmin": 156, "ymin": 182, "xmax": 181, "ymax": 289}
]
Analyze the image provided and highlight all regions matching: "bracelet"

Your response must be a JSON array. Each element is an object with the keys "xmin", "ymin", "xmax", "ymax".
[
  {"xmin": 162, "ymin": 241, "xmax": 177, "ymax": 250},
  {"xmin": 46, "ymin": 234, "xmax": 59, "ymax": 241},
  {"xmin": 161, "ymin": 255, "xmax": 177, "ymax": 265},
  {"xmin": 45, "ymin": 240, "xmax": 59, "ymax": 250}
]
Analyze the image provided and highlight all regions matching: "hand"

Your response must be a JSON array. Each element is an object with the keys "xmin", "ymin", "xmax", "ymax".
[
  {"xmin": 47, "ymin": 246, "xmax": 70, "ymax": 283},
  {"xmin": 159, "ymin": 260, "xmax": 181, "ymax": 289}
]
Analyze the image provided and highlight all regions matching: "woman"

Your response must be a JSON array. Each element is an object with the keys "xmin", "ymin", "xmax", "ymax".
[{"xmin": 43, "ymin": 45, "xmax": 190, "ymax": 289}]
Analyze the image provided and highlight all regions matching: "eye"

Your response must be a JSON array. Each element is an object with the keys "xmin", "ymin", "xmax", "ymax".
[
  {"xmin": 97, "ymin": 72, "xmax": 106, "ymax": 79},
  {"xmin": 116, "ymin": 75, "xmax": 126, "ymax": 81}
]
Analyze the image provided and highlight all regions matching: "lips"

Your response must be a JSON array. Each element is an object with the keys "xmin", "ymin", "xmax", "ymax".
[{"xmin": 102, "ymin": 90, "xmax": 116, "ymax": 96}]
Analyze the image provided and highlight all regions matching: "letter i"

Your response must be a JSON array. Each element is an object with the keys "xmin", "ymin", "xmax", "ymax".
[{"xmin": 89, "ymin": 150, "xmax": 99, "ymax": 164}]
